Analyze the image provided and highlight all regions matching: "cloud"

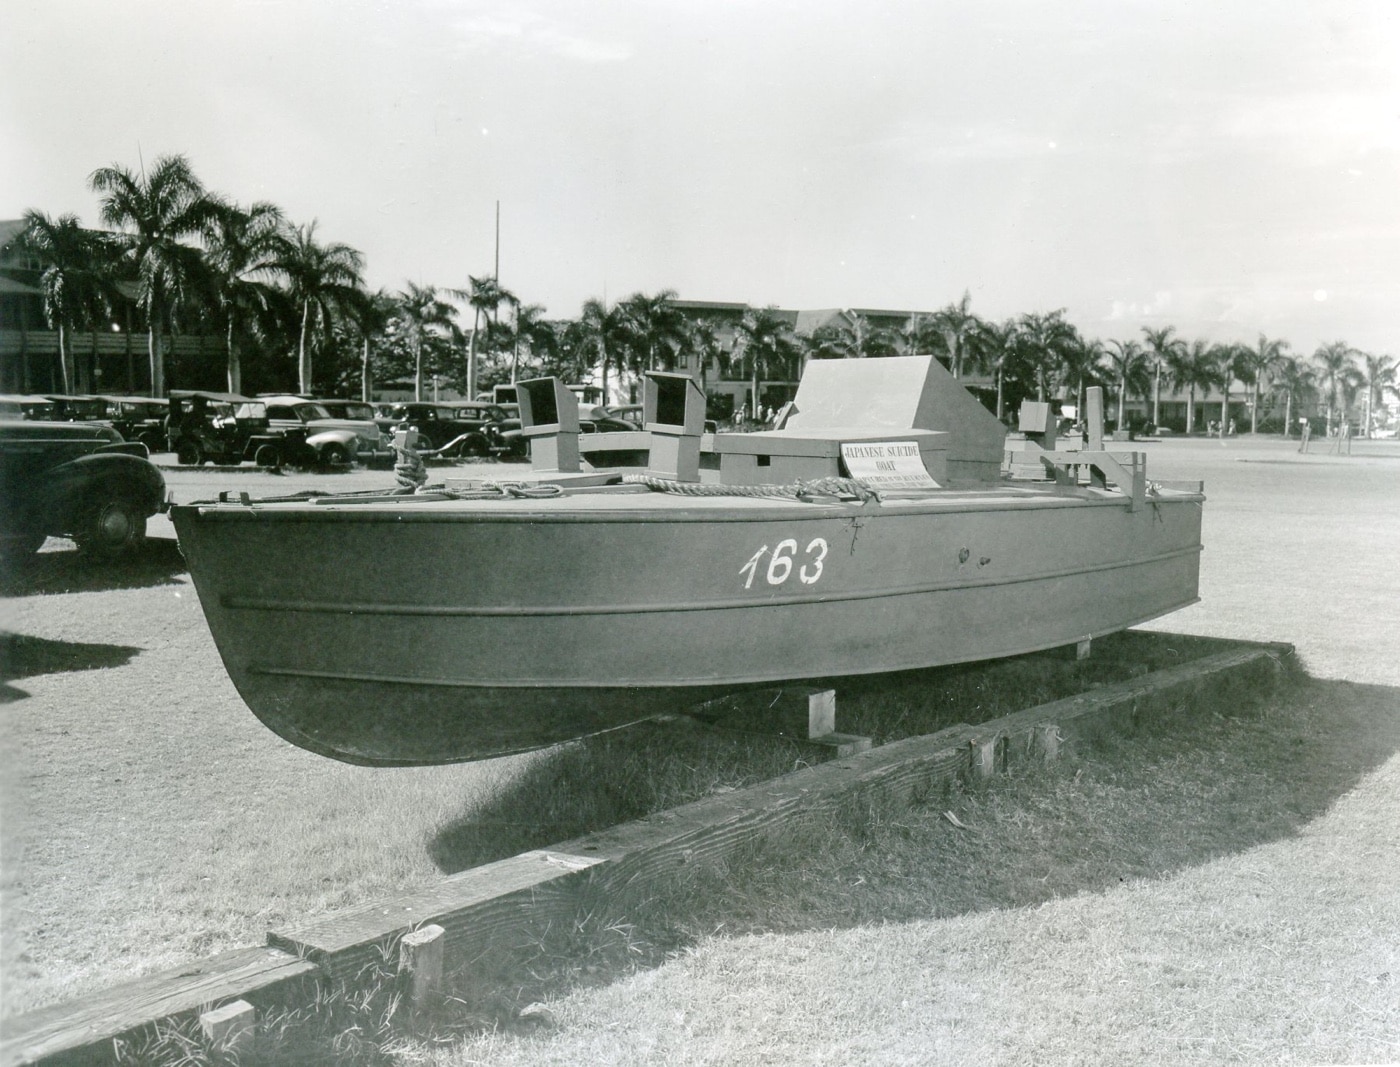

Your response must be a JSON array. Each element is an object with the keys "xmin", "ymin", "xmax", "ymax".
[
  {"xmin": 1106, "ymin": 291, "xmax": 1174, "ymax": 320},
  {"xmin": 427, "ymin": 2, "xmax": 632, "ymax": 63},
  {"xmin": 1215, "ymin": 91, "xmax": 1400, "ymax": 159},
  {"xmin": 877, "ymin": 120, "xmax": 1068, "ymax": 163}
]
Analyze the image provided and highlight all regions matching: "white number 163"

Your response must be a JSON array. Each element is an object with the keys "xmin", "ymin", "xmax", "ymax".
[{"xmin": 739, "ymin": 537, "xmax": 829, "ymax": 589}]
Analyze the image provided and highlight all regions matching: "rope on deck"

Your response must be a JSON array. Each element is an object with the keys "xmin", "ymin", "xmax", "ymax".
[
  {"xmin": 420, "ymin": 482, "xmax": 565, "ymax": 500},
  {"xmin": 620, "ymin": 474, "xmax": 879, "ymax": 503}
]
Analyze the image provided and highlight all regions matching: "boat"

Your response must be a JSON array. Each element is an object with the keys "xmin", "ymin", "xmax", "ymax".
[{"xmin": 170, "ymin": 356, "xmax": 1204, "ymax": 766}]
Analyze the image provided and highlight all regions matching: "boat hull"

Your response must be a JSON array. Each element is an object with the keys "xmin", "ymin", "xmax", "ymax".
[{"xmin": 171, "ymin": 487, "xmax": 1203, "ymax": 765}]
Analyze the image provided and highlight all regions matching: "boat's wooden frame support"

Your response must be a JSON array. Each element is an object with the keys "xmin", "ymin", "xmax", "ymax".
[
  {"xmin": 1038, "ymin": 450, "xmax": 1148, "ymax": 510},
  {"xmin": 1, "ymin": 641, "xmax": 1293, "ymax": 1067},
  {"xmin": 688, "ymin": 686, "xmax": 873, "ymax": 758}
]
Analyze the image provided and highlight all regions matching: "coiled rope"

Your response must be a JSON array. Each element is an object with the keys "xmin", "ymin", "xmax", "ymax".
[
  {"xmin": 620, "ymin": 473, "xmax": 879, "ymax": 502},
  {"xmin": 422, "ymin": 481, "xmax": 564, "ymax": 500}
]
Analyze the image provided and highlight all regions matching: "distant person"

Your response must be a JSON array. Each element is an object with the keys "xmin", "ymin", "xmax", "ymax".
[{"xmin": 1298, "ymin": 417, "xmax": 1311, "ymax": 453}]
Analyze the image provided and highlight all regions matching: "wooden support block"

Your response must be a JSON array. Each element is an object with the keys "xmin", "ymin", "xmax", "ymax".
[
  {"xmin": 1031, "ymin": 722, "xmax": 1061, "ymax": 762},
  {"xmin": 1077, "ymin": 637, "xmax": 1092, "ymax": 661},
  {"xmin": 806, "ymin": 732, "xmax": 872, "ymax": 758},
  {"xmin": 399, "ymin": 924, "xmax": 445, "ymax": 1009},
  {"xmin": 969, "ymin": 735, "xmax": 1004, "ymax": 778},
  {"xmin": 807, "ymin": 689, "xmax": 836, "ymax": 739},
  {"xmin": 199, "ymin": 999, "xmax": 255, "ymax": 1058}
]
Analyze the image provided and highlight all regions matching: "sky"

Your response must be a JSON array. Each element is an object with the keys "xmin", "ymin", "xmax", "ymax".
[{"xmin": 3, "ymin": 0, "xmax": 1398, "ymax": 355}]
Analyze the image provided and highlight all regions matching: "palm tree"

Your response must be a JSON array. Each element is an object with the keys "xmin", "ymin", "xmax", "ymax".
[
  {"xmin": 902, "ymin": 313, "xmax": 946, "ymax": 360},
  {"xmin": 734, "ymin": 307, "xmax": 801, "ymax": 419},
  {"xmin": 1057, "ymin": 336, "xmax": 1108, "ymax": 426},
  {"xmin": 805, "ymin": 312, "xmax": 900, "ymax": 361},
  {"xmin": 979, "ymin": 318, "xmax": 1020, "ymax": 420},
  {"xmin": 394, "ymin": 282, "xmax": 463, "ymax": 401},
  {"xmin": 278, "ymin": 221, "xmax": 365, "ymax": 394},
  {"xmin": 929, "ymin": 290, "xmax": 982, "ymax": 378},
  {"xmin": 13, "ymin": 210, "xmax": 116, "ymax": 393},
  {"xmin": 1104, "ymin": 339, "xmax": 1149, "ymax": 432},
  {"xmin": 1359, "ymin": 353, "xmax": 1396, "ymax": 438},
  {"xmin": 1016, "ymin": 310, "xmax": 1079, "ymax": 402},
  {"xmin": 464, "ymin": 275, "xmax": 517, "ymax": 401},
  {"xmin": 89, "ymin": 153, "xmax": 220, "ymax": 396},
  {"xmin": 1312, "ymin": 341, "xmax": 1357, "ymax": 436},
  {"xmin": 577, "ymin": 298, "xmax": 629, "ymax": 403},
  {"xmin": 618, "ymin": 290, "xmax": 689, "ymax": 375},
  {"xmin": 204, "ymin": 200, "xmax": 290, "ymax": 394},
  {"xmin": 1233, "ymin": 334, "xmax": 1290, "ymax": 434},
  {"xmin": 684, "ymin": 318, "xmax": 723, "ymax": 393},
  {"xmin": 505, "ymin": 302, "xmax": 556, "ymax": 384},
  {"xmin": 1168, "ymin": 340, "xmax": 1224, "ymax": 434},
  {"xmin": 1140, "ymin": 326, "xmax": 1185, "ymax": 430},
  {"xmin": 352, "ymin": 288, "xmax": 398, "ymax": 402},
  {"xmin": 1271, "ymin": 356, "xmax": 1316, "ymax": 438}
]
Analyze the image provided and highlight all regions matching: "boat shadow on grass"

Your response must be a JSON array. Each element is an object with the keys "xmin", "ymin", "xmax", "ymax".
[
  {"xmin": 0, "ymin": 538, "xmax": 188, "ymax": 598},
  {"xmin": 426, "ymin": 644, "xmax": 1400, "ymax": 1017},
  {"xmin": 427, "ymin": 630, "xmax": 1252, "ymax": 875},
  {"xmin": 0, "ymin": 631, "xmax": 144, "ymax": 703}
]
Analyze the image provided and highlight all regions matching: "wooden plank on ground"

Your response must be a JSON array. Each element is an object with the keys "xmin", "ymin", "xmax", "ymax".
[
  {"xmin": 269, "ymin": 849, "xmax": 607, "ymax": 983},
  {"xmin": 0, "ymin": 947, "xmax": 316, "ymax": 1067}
]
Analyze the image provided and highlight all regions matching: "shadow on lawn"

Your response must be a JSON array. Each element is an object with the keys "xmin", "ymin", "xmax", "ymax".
[
  {"xmin": 0, "ymin": 631, "xmax": 144, "ymax": 704},
  {"xmin": 425, "ymin": 658, "xmax": 1400, "ymax": 1020},
  {"xmin": 426, "ymin": 630, "xmax": 1255, "ymax": 875},
  {"xmin": 0, "ymin": 537, "xmax": 188, "ymax": 597}
]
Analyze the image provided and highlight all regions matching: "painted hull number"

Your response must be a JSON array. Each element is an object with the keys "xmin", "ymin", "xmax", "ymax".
[{"xmin": 740, "ymin": 537, "xmax": 829, "ymax": 589}]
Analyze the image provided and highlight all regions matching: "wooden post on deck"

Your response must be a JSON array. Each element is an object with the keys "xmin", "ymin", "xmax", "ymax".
[{"xmin": 1085, "ymin": 386, "xmax": 1104, "ymax": 450}]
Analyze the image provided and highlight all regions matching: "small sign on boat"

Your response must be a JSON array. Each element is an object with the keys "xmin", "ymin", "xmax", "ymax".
[{"xmin": 840, "ymin": 441, "xmax": 940, "ymax": 490}]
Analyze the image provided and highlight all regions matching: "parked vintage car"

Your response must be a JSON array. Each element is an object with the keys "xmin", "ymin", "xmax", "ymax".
[
  {"xmin": 97, "ymin": 395, "xmax": 169, "ymax": 452},
  {"xmin": 376, "ymin": 401, "xmax": 521, "ymax": 457},
  {"xmin": 0, "ymin": 417, "xmax": 166, "ymax": 561},
  {"xmin": 0, "ymin": 394, "xmax": 57, "ymax": 421},
  {"xmin": 43, "ymin": 395, "xmax": 109, "ymax": 421},
  {"xmin": 314, "ymin": 398, "xmax": 376, "ymax": 422},
  {"xmin": 260, "ymin": 396, "xmax": 395, "ymax": 467},
  {"xmin": 167, "ymin": 391, "xmax": 289, "ymax": 467}
]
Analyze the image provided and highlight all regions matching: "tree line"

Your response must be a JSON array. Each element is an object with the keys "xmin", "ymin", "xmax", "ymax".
[{"xmin": 7, "ymin": 154, "xmax": 1397, "ymax": 435}]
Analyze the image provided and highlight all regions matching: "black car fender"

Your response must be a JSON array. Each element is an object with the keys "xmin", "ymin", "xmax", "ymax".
[{"xmin": 43, "ymin": 452, "xmax": 167, "ymax": 532}]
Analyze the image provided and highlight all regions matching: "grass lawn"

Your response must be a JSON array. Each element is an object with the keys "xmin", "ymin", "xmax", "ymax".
[{"xmin": 3, "ymin": 437, "xmax": 1398, "ymax": 1064}]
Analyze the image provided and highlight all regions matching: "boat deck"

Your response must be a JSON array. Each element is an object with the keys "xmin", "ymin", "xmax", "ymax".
[{"xmin": 192, "ymin": 477, "xmax": 1205, "ymax": 521}]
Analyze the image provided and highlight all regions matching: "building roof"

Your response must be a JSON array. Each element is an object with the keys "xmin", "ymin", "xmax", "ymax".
[
  {"xmin": 0, "ymin": 274, "xmax": 42, "ymax": 296},
  {"xmin": 668, "ymin": 299, "xmax": 750, "ymax": 312},
  {"xmin": 0, "ymin": 219, "xmax": 26, "ymax": 251}
]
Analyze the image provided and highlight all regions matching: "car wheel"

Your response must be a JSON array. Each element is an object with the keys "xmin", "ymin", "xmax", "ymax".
[
  {"xmin": 77, "ymin": 497, "xmax": 147, "ymax": 559},
  {"xmin": 254, "ymin": 444, "xmax": 281, "ymax": 468},
  {"xmin": 321, "ymin": 442, "xmax": 352, "ymax": 468},
  {"xmin": 462, "ymin": 434, "xmax": 490, "ymax": 458},
  {"xmin": 176, "ymin": 440, "xmax": 204, "ymax": 466}
]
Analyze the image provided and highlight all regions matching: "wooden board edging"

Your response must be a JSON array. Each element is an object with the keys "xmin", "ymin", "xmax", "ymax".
[
  {"xmin": 0, "ymin": 948, "xmax": 317, "ymax": 1067},
  {"xmin": 3, "ymin": 641, "xmax": 1291, "ymax": 1066}
]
